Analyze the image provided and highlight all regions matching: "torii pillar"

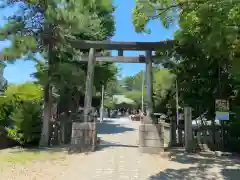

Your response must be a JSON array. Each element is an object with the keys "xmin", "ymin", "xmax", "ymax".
[
  {"xmin": 139, "ymin": 50, "xmax": 164, "ymax": 154},
  {"xmin": 70, "ymin": 48, "xmax": 97, "ymax": 152}
]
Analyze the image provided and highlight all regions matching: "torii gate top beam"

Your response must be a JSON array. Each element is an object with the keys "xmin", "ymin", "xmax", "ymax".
[{"xmin": 68, "ymin": 39, "xmax": 175, "ymax": 51}]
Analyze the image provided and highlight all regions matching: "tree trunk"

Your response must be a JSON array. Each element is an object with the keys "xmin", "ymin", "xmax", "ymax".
[
  {"xmin": 39, "ymin": 40, "xmax": 54, "ymax": 147},
  {"xmin": 39, "ymin": 83, "xmax": 52, "ymax": 146}
]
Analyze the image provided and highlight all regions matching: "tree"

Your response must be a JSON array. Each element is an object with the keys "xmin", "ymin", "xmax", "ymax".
[
  {"xmin": 120, "ymin": 68, "xmax": 175, "ymax": 112},
  {"xmin": 153, "ymin": 69, "xmax": 175, "ymax": 112},
  {"xmin": 132, "ymin": 0, "xmax": 240, "ymax": 151},
  {"xmin": 132, "ymin": 0, "xmax": 240, "ymax": 117},
  {"xmin": 124, "ymin": 91, "xmax": 143, "ymax": 108},
  {"xmin": 123, "ymin": 71, "xmax": 144, "ymax": 91},
  {"xmin": 33, "ymin": 60, "xmax": 119, "ymax": 113},
  {"xmin": 105, "ymin": 79, "xmax": 126, "ymax": 96},
  {"xmin": 0, "ymin": 0, "xmax": 116, "ymax": 146}
]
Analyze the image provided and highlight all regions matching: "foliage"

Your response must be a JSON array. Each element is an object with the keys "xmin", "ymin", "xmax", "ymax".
[
  {"xmin": 0, "ymin": 97, "xmax": 13, "ymax": 127},
  {"xmin": 105, "ymin": 79, "xmax": 126, "ymax": 96},
  {"xmin": 7, "ymin": 100, "xmax": 42, "ymax": 145},
  {"xmin": 132, "ymin": 0, "xmax": 240, "ymax": 116},
  {"xmin": 119, "ymin": 68, "xmax": 175, "ymax": 111},
  {"xmin": 123, "ymin": 71, "xmax": 144, "ymax": 91},
  {"xmin": 132, "ymin": 0, "xmax": 240, "ymax": 151},
  {"xmin": 1, "ymin": 83, "xmax": 43, "ymax": 145},
  {"xmin": 0, "ymin": 0, "xmax": 115, "ymax": 59},
  {"xmin": 0, "ymin": 0, "xmax": 117, "ymax": 92},
  {"xmin": 0, "ymin": 0, "xmax": 117, "ymax": 145},
  {"xmin": 104, "ymin": 96, "xmax": 116, "ymax": 109},
  {"xmin": 94, "ymin": 62, "xmax": 119, "ymax": 91},
  {"xmin": 153, "ymin": 69, "xmax": 175, "ymax": 111},
  {"xmin": 124, "ymin": 91, "xmax": 143, "ymax": 108},
  {"xmin": 4, "ymin": 82, "xmax": 43, "ymax": 101}
]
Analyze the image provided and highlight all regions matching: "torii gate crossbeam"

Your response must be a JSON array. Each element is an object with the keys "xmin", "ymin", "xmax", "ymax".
[{"xmin": 68, "ymin": 39, "xmax": 175, "ymax": 154}]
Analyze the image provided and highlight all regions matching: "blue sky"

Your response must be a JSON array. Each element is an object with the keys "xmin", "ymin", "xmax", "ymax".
[{"xmin": 0, "ymin": 0, "xmax": 177, "ymax": 84}]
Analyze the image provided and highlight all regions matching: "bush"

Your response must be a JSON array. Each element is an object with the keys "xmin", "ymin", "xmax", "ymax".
[
  {"xmin": 0, "ymin": 83, "xmax": 43, "ymax": 146},
  {"xmin": 7, "ymin": 101, "xmax": 42, "ymax": 145},
  {"xmin": 0, "ymin": 97, "xmax": 13, "ymax": 127}
]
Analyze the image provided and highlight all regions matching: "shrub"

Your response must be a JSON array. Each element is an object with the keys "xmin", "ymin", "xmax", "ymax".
[
  {"xmin": 0, "ymin": 83, "xmax": 43, "ymax": 146},
  {"xmin": 0, "ymin": 97, "xmax": 13, "ymax": 127},
  {"xmin": 7, "ymin": 101, "xmax": 42, "ymax": 145}
]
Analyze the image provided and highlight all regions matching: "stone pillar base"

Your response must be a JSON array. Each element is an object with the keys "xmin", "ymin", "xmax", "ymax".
[
  {"xmin": 69, "ymin": 122, "xmax": 97, "ymax": 153},
  {"xmin": 139, "ymin": 120, "xmax": 164, "ymax": 154}
]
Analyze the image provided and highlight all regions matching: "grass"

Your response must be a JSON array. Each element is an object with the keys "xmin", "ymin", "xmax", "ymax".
[{"xmin": 0, "ymin": 147, "xmax": 66, "ymax": 164}]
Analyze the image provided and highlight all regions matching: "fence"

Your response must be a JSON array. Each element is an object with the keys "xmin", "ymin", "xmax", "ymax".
[{"xmin": 176, "ymin": 124, "xmax": 224, "ymax": 151}]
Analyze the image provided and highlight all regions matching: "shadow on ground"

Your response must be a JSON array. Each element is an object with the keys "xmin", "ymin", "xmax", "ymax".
[
  {"xmin": 148, "ymin": 148, "xmax": 240, "ymax": 180},
  {"xmin": 95, "ymin": 140, "xmax": 138, "ymax": 151},
  {"xmin": 96, "ymin": 119, "xmax": 135, "ymax": 134}
]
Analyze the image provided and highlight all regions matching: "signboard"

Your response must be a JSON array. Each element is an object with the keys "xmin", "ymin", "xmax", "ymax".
[{"xmin": 215, "ymin": 99, "xmax": 229, "ymax": 120}]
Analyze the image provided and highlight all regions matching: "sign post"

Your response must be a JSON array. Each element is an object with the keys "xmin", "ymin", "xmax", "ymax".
[
  {"xmin": 215, "ymin": 99, "xmax": 229, "ymax": 120},
  {"xmin": 215, "ymin": 99, "xmax": 229, "ymax": 149}
]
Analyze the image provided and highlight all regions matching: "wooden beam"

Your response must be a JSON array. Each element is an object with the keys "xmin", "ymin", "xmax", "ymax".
[
  {"xmin": 67, "ymin": 39, "xmax": 175, "ymax": 51},
  {"xmin": 118, "ymin": 50, "xmax": 123, "ymax": 56},
  {"xmin": 76, "ymin": 55, "xmax": 147, "ymax": 63}
]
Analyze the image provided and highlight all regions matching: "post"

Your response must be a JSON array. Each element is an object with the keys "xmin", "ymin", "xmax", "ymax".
[
  {"xmin": 83, "ymin": 48, "xmax": 96, "ymax": 122},
  {"xmin": 145, "ymin": 50, "xmax": 154, "ymax": 118},
  {"xmin": 118, "ymin": 50, "xmax": 123, "ymax": 56},
  {"xmin": 176, "ymin": 79, "xmax": 179, "ymax": 125},
  {"xmin": 170, "ymin": 109, "xmax": 177, "ymax": 146},
  {"xmin": 176, "ymin": 79, "xmax": 183, "ymax": 145},
  {"xmin": 70, "ymin": 48, "xmax": 97, "ymax": 152},
  {"xmin": 184, "ymin": 107, "xmax": 193, "ymax": 152},
  {"xmin": 100, "ymin": 84, "xmax": 104, "ymax": 123},
  {"xmin": 141, "ymin": 71, "xmax": 145, "ymax": 113},
  {"xmin": 139, "ymin": 50, "xmax": 164, "ymax": 154}
]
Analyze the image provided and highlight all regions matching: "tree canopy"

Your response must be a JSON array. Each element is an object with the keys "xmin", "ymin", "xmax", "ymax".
[
  {"xmin": 132, "ymin": 0, "xmax": 240, "ymax": 116},
  {"xmin": 0, "ymin": 0, "xmax": 118, "ymax": 146}
]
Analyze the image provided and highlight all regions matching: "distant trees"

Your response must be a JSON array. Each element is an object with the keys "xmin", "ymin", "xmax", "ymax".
[{"xmin": 118, "ymin": 69, "xmax": 175, "ymax": 111}]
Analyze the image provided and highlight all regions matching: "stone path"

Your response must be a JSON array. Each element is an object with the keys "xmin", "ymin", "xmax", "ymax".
[
  {"xmin": 1, "ymin": 117, "xmax": 240, "ymax": 180},
  {"xmin": 58, "ymin": 117, "xmax": 166, "ymax": 180},
  {"xmin": 58, "ymin": 117, "xmax": 240, "ymax": 180}
]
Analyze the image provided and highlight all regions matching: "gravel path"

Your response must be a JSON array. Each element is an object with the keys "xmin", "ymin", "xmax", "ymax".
[{"xmin": 1, "ymin": 117, "xmax": 240, "ymax": 180}]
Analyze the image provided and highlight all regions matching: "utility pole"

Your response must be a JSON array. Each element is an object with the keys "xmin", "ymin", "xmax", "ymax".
[{"xmin": 100, "ymin": 84, "xmax": 104, "ymax": 123}]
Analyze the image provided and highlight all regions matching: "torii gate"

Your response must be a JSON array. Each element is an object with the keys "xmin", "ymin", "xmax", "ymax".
[{"xmin": 66, "ymin": 39, "xmax": 175, "ymax": 153}]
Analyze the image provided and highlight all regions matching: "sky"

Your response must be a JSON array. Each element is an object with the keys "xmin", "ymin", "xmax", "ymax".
[{"xmin": 0, "ymin": 0, "xmax": 177, "ymax": 84}]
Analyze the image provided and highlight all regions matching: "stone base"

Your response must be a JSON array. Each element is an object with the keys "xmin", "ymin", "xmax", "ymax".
[
  {"xmin": 139, "ymin": 121, "xmax": 164, "ymax": 154},
  {"xmin": 69, "ymin": 122, "xmax": 97, "ymax": 153}
]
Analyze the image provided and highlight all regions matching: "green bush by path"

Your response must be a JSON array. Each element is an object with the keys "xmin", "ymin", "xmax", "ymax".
[
  {"xmin": 0, "ymin": 83, "xmax": 43, "ymax": 146},
  {"xmin": 7, "ymin": 101, "xmax": 42, "ymax": 145}
]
